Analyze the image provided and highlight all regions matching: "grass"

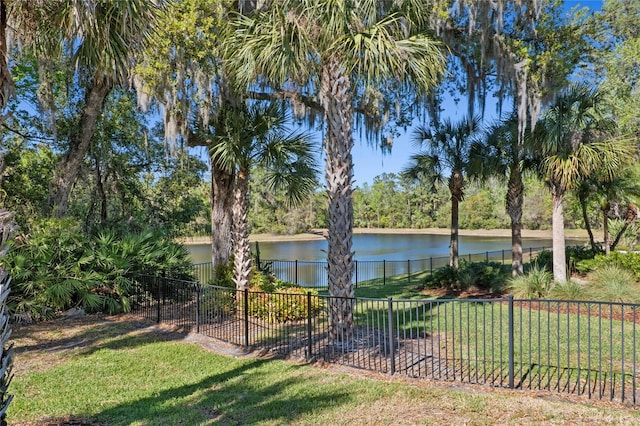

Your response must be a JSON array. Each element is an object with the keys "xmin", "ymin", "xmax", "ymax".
[{"xmin": 9, "ymin": 315, "xmax": 640, "ymax": 426}]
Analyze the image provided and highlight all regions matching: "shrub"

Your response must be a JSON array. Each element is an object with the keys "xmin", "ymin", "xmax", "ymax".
[
  {"xmin": 576, "ymin": 251, "xmax": 640, "ymax": 280},
  {"xmin": 247, "ymin": 270, "xmax": 320, "ymax": 322},
  {"xmin": 533, "ymin": 245, "xmax": 598, "ymax": 276},
  {"xmin": 457, "ymin": 261, "xmax": 510, "ymax": 293},
  {"xmin": 509, "ymin": 265, "xmax": 552, "ymax": 299},
  {"xmin": 247, "ymin": 285, "xmax": 321, "ymax": 322},
  {"xmin": 424, "ymin": 261, "xmax": 509, "ymax": 293},
  {"xmin": 549, "ymin": 280, "xmax": 588, "ymax": 301},
  {"xmin": 587, "ymin": 264, "xmax": 640, "ymax": 304},
  {"xmin": 423, "ymin": 265, "xmax": 459, "ymax": 290},
  {"xmin": 5, "ymin": 219, "xmax": 194, "ymax": 321}
]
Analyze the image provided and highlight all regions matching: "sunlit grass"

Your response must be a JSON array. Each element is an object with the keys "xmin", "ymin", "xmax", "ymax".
[{"xmin": 10, "ymin": 316, "xmax": 640, "ymax": 425}]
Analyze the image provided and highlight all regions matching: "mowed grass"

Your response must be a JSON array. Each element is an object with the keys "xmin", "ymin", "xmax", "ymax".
[{"xmin": 9, "ymin": 315, "xmax": 640, "ymax": 425}]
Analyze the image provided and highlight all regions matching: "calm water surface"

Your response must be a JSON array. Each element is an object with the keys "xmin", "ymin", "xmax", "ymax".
[{"xmin": 187, "ymin": 233, "xmax": 552, "ymax": 263}]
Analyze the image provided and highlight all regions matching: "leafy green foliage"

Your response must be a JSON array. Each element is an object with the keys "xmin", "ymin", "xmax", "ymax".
[
  {"xmin": 423, "ymin": 261, "xmax": 510, "ymax": 293},
  {"xmin": 586, "ymin": 264, "xmax": 640, "ymax": 304},
  {"xmin": 4, "ymin": 219, "xmax": 193, "ymax": 321},
  {"xmin": 576, "ymin": 251, "xmax": 640, "ymax": 279},
  {"xmin": 247, "ymin": 269, "xmax": 320, "ymax": 322},
  {"xmin": 509, "ymin": 265, "xmax": 553, "ymax": 299}
]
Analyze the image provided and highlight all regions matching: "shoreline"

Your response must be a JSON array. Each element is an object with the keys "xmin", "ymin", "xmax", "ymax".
[{"xmin": 179, "ymin": 228, "xmax": 589, "ymax": 245}]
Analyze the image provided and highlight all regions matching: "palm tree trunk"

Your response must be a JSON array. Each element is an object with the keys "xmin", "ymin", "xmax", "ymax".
[
  {"xmin": 551, "ymin": 190, "xmax": 567, "ymax": 283},
  {"xmin": 211, "ymin": 160, "xmax": 235, "ymax": 271},
  {"xmin": 578, "ymin": 192, "xmax": 598, "ymax": 252},
  {"xmin": 48, "ymin": 81, "xmax": 111, "ymax": 218},
  {"xmin": 449, "ymin": 171, "xmax": 463, "ymax": 270},
  {"xmin": 321, "ymin": 57, "xmax": 355, "ymax": 344},
  {"xmin": 507, "ymin": 165, "xmax": 524, "ymax": 276},
  {"xmin": 232, "ymin": 168, "xmax": 252, "ymax": 290},
  {"xmin": 603, "ymin": 205, "xmax": 611, "ymax": 255}
]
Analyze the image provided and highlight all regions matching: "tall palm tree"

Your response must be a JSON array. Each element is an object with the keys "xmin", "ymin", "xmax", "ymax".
[
  {"xmin": 471, "ymin": 115, "xmax": 532, "ymax": 276},
  {"xmin": 27, "ymin": 0, "xmax": 158, "ymax": 217},
  {"xmin": 405, "ymin": 116, "xmax": 481, "ymax": 270},
  {"xmin": 210, "ymin": 102, "xmax": 317, "ymax": 290},
  {"xmin": 227, "ymin": 0, "xmax": 446, "ymax": 342},
  {"xmin": 532, "ymin": 84, "xmax": 623, "ymax": 283}
]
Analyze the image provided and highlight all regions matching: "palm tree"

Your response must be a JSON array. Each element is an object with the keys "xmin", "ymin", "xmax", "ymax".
[
  {"xmin": 471, "ymin": 115, "xmax": 531, "ymax": 276},
  {"xmin": 227, "ymin": 0, "xmax": 446, "ymax": 342},
  {"xmin": 29, "ymin": 0, "xmax": 158, "ymax": 217},
  {"xmin": 532, "ymin": 84, "xmax": 624, "ymax": 283},
  {"xmin": 210, "ymin": 102, "xmax": 317, "ymax": 290},
  {"xmin": 405, "ymin": 116, "xmax": 481, "ymax": 270}
]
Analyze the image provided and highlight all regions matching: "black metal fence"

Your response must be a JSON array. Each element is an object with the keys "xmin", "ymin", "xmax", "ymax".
[
  {"xmin": 193, "ymin": 246, "xmax": 549, "ymax": 288},
  {"xmin": 130, "ymin": 274, "xmax": 640, "ymax": 406}
]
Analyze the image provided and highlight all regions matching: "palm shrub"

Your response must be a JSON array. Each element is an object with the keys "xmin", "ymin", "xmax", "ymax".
[
  {"xmin": 424, "ymin": 261, "xmax": 510, "ymax": 293},
  {"xmin": 5, "ymin": 219, "xmax": 194, "ymax": 320}
]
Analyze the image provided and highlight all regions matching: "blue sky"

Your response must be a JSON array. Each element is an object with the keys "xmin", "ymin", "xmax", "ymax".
[{"xmin": 348, "ymin": 0, "xmax": 603, "ymax": 187}]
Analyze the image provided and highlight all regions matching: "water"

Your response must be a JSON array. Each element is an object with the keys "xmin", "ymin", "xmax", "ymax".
[{"xmin": 187, "ymin": 233, "xmax": 552, "ymax": 263}]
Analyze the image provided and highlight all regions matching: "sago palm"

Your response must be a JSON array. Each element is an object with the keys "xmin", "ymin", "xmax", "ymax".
[
  {"xmin": 406, "ymin": 116, "xmax": 481, "ymax": 270},
  {"xmin": 228, "ymin": 0, "xmax": 446, "ymax": 342},
  {"xmin": 210, "ymin": 102, "xmax": 317, "ymax": 291},
  {"xmin": 532, "ymin": 84, "xmax": 624, "ymax": 283}
]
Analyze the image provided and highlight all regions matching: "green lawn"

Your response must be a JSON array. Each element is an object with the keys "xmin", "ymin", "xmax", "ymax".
[{"xmin": 9, "ymin": 315, "xmax": 640, "ymax": 426}]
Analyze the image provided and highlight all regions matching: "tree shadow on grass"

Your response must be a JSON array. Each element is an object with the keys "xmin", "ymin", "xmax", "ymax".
[{"xmin": 89, "ymin": 359, "xmax": 353, "ymax": 425}]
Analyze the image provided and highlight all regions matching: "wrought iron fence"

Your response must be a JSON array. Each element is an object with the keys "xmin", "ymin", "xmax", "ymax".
[
  {"xmin": 130, "ymin": 275, "xmax": 640, "ymax": 406},
  {"xmin": 192, "ymin": 246, "xmax": 549, "ymax": 288}
]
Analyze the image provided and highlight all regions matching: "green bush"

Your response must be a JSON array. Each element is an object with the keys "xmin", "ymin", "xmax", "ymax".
[
  {"xmin": 534, "ymin": 246, "xmax": 599, "ymax": 276},
  {"xmin": 247, "ymin": 270, "xmax": 320, "ymax": 322},
  {"xmin": 587, "ymin": 264, "xmax": 640, "ymax": 304},
  {"xmin": 5, "ymin": 219, "xmax": 194, "ymax": 321},
  {"xmin": 424, "ymin": 261, "xmax": 509, "ymax": 293},
  {"xmin": 247, "ymin": 286, "xmax": 321, "ymax": 322},
  {"xmin": 509, "ymin": 265, "xmax": 553, "ymax": 299},
  {"xmin": 423, "ymin": 265, "xmax": 459, "ymax": 290},
  {"xmin": 549, "ymin": 280, "xmax": 588, "ymax": 300},
  {"xmin": 576, "ymin": 251, "xmax": 640, "ymax": 280}
]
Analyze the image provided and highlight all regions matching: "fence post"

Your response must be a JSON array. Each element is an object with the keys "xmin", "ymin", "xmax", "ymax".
[
  {"xmin": 486, "ymin": 251, "xmax": 489, "ymax": 262},
  {"xmin": 355, "ymin": 260, "xmax": 358, "ymax": 289},
  {"xmin": 295, "ymin": 260, "xmax": 298, "ymax": 285},
  {"xmin": 383, "ymin": 260, "xmax": 386, "ymax": 286},
  {"xmin": 195, "ymin": 283, "xmax": 201, "ymax": 334},
  {"xmin": 407, "ymin": 259, "xmax": 411, "ymax": 283},
  {"xmin": 508, "ymin": 294, "xmax": 515, "ymax": 389},
  {"xmin": 307, "ymin": 292, "xmax": 313, "ymax": 360},
  {"xmin": 430, "ymin": 257, "xmax": 433, "ymax": 274},
  {"xmin": 502, "ymin": 249, "xmax": 505, "ymax": 265},
  {"xmin": 156, "ymin": 275, "xmax": 161, "ymax": 324},
  {"xmin": 244, "ymin": 288, "xmax": 249, "ymax": 348},
  {"xmin": 387, "ymin": 297, "xmax": 395, "ymax": 375}
]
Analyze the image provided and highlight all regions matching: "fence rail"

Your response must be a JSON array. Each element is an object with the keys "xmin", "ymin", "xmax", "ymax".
[
  {"xmin": 193, "ymin": 246, "xmax": 549, "ymax": 288},
  {"xmin": 130, "ymin": 275, "xmax": 640, "ymax": 406}
]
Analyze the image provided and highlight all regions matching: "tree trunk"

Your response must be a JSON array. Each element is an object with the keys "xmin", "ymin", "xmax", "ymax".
[
  {"xmin": 321, "ymin": 57, "xmax": 355, "ymax": 345},
  {"xmin": 578, "ymin": 192, "xmax": 598, "ymax": 252},
  {"xmin": 232, "ymin": 168, "xmax": 252, "ymax": 290},
  {"xmin": 551, "ymin": 190, "xmax": 567, "ymax": 283},
  {"xmin": 210, "ymin": 160, "xmax": 235, "ymax": 271},
  {"xmin": 603, "ymin": 204, "xmax": 611, "ymax": 255},
  {"xmin": 48, "ymin": 81, "xmax": 111, "ymax": 218},
  {"xmin": 0, "ymin": 0, "xmax": 12, "ymax": 204},
  {"xmin": 449, "ymin": 170, "xmax": 463, "ymax": 270},
  {"xmin": 507, "ymin": 165, "xmax": 524, "ymax": 276},
  {"xmin": 611, "ymin": 204, "xmax": 638, "ymax": 251}
]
